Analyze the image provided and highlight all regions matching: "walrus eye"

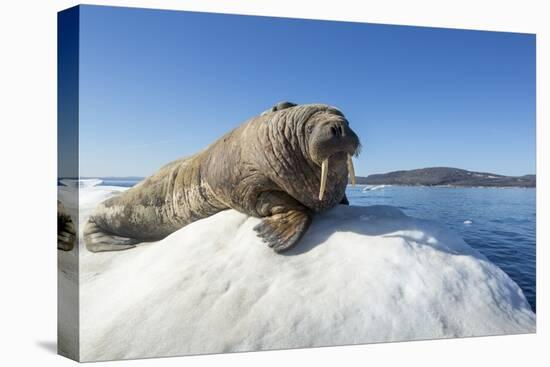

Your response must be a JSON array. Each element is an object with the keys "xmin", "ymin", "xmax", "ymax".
[{"xmin": 306, "ymin": 125, "xmax": 313, "ymax": 134}]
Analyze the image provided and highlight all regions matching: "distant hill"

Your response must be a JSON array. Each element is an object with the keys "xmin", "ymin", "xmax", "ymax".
[{"xmin": 356, "ymin": 167, "xmax": 535, "ymax": 188}]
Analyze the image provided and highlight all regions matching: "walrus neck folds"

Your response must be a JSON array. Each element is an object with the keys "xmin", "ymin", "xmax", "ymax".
[{"xmin": 251, "ymin": 105, "xmax": 357, "ymax": 211}]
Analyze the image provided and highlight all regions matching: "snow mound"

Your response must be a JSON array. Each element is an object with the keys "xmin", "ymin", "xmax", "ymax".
[{"xmin": 65, "ymin": 187, "xmax": 535, "ymax": 361}]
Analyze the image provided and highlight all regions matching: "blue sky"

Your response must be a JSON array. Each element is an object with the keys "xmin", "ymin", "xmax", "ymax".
[{"xmin": 77, "ymin": 5, "xmax": 535, "ymax": 177}]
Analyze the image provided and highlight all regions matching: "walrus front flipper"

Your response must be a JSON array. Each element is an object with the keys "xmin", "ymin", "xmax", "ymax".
[
  {"xmin": 58, "ymin": 200, "xmax": 76, "ymax": 251},
  {"xmin": 83, "ymin": 220, "xmax": 138, "ymax": 253},
  {"xmin": 253, "ymin": 191, "xmax": 312, "ymax": 253},
  {"xmin": 254, "ymin": 210, "xmax": 312, "ymax": 253}
]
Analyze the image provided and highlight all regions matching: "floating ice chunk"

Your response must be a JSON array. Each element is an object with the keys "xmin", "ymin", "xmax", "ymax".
[
  {"xmin": 362, "ymin": 184, "xmax": 391, "ymax": 192},
  {"xmin": 59, "ymin": 178, "xmax": 103, "ymax": 188}
]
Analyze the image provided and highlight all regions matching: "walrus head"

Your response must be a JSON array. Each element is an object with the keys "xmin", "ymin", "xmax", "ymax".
[
  {"xmin": 304, "ymin": 106, "xmax": 360, "ymax": 200},
  {"xmin": 258, "ymin": 102, "xmax": 361, "ymax": 209}
]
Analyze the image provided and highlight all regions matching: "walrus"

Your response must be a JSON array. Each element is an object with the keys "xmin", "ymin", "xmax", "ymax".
[
  {"xmin": 84, "ymin": 102, "xmax": 361, "ymax": 253},
  {"xmin": 58, "ymin": 200, "xmax": 76, "ymax": 251}
]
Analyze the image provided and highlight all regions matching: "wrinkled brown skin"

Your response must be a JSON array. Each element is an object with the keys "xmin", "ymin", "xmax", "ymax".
[
  {"xmin": 58, "ymin": 200, "xmax": 76, "ymax": 251},
  {"xmin": 84, "ymin": 103, "xmax": 361, "ymax": 253}
]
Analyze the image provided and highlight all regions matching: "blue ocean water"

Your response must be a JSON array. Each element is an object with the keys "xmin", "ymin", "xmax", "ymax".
[
  {"xmin": 347, "ymin": 185, "xmax": 536, "ymax": 312},
  {"xmin": 98, "ymin": 179, "xmax": 536, "ymax": 312},
  {"xmin": 99, "ymin": 179, "xmax": 140, "ymax": 187}
]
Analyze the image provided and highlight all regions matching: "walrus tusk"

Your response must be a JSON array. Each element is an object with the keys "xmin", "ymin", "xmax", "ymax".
[
  {"xmin": 347, "ymin": 154, "xmax": 356, "ymax": 186},
  {"xmin": 319, "ymin": 159, "xmax": 329, "ymax": 201}
]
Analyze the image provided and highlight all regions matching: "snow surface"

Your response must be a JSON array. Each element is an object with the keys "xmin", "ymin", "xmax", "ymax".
[{"xmin": 58, "ymin": 186, "xmax": 535, "ymax": 362}]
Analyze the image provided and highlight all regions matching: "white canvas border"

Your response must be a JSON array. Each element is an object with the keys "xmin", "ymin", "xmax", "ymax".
[{"xmin": 0, "ymin": 1, "xmax": 546, "ymax": 366}]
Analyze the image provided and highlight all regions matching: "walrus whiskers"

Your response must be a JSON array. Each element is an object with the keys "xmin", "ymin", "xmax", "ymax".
[
  {"xmin": 319, "ymin": 158, "xmax": 329, "ymax": 201},
  {"xmin": 347, "ymin": 154, "xmax": 356, "ymax": 186}
]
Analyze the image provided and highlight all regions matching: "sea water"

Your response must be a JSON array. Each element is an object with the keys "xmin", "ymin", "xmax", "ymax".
[{"xmin": 98, "ymin": 179, "xmax": 536, "ymax": 312}]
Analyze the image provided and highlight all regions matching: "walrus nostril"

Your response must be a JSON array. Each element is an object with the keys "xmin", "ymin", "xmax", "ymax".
[{"xmin": 330, "ymin": 125, "xmax": 340, "ymax": 137}]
